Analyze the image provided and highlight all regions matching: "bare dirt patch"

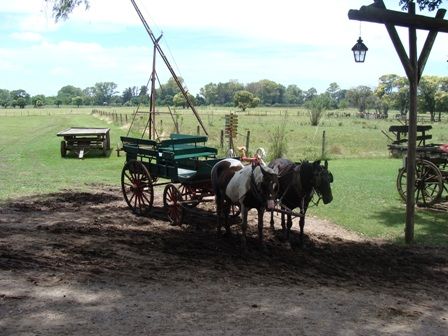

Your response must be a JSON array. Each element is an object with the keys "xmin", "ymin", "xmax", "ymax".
[{"xmin": 0, "ymin": 185, "xmax": 447, "ymax": 335}]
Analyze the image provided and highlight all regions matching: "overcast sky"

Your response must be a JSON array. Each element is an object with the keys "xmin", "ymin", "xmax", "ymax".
[{"xmin": 1, "ymin": 0, "xmax": 448, "ymax": 97}]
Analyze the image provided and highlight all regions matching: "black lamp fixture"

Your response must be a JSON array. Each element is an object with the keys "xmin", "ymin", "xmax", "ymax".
[{"xmin": 352, "ymin": 36, "xmax": 368, "ymax": 63}]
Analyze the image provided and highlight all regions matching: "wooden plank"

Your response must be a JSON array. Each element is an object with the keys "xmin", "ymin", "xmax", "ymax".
[{"xmin": 348, "ymin": 5, "xmax": 448, "ymax": 32}]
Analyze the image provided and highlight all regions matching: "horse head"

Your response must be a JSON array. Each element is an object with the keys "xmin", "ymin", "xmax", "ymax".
[
  {"xmin": 256, "ymin": 164, "xmax": 279, "ymax": 210},
  {"xmin": 312, "ymin": 160, "xmax": 333, "ymax": 204}
]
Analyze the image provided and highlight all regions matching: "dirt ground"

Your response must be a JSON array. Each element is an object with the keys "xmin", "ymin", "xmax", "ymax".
[{"xmin": 0, "ymin": 185, "xmax": 447, "ymax": 335}]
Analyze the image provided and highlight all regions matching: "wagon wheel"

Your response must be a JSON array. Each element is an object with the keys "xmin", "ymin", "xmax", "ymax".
[
  {"xmin": 60, "ymin": 141, "xmax": 67, "ymax": 157},
  {"xmin": 102, "ymin": 139, "xmax": 108, "ymax": 156},
  {"xmin": 179, "ymin": 184, "xmax": 201, "ymax": 208},
  {"xmin": 121, "ymin": 160, "xmax": 154, "ymax": 215},
  {"xmin": 396, "ymin": 159, "xmax": 444, "ymax": 207},
  {"xmin": 163, "ymin": 184, "xmax": 184, "ymax": 225}
]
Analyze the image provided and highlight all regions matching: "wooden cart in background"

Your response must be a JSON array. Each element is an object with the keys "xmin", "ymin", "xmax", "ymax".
[{"xmin": 57, "ymin": 127, "xmax": 110, "ymax": 159}]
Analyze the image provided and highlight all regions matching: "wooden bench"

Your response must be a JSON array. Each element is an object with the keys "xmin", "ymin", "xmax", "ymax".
[{"xmin": 388, "ymin": 125, "xmax": 433, "ymax": 147}]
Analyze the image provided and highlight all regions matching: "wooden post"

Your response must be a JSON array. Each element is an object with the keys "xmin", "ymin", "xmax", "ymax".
[
  {"xmin": 220, "ymin": 130, "xmax": 224, "ymax": 149},
  {"xmin": 321, "ymin": 130, "xmax": 326, "ymax": 159},
  {"xmin": 405, "ymin": 2, "xmax": 417, "ymax": 244},
  {"xmin": 246, "ymin": 130, "xmax": 251, "ymax": 154},
  {"xmin": 197, "ymin": 125, "xmax": 200, "ymax": 135}
]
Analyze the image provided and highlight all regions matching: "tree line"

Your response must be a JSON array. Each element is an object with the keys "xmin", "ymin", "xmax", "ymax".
[{"xmin": 1, "ymin": 75, "xmax": 448, "ymax": 120}]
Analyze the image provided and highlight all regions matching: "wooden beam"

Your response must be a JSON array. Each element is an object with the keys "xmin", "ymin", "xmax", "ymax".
[
  {"xmin": 348, "ymin": 4, "xmax": 448, "ymax": 32},
  {"xmin": 418, "ymin": 9, "xmax": 447, "ymax": 81}
]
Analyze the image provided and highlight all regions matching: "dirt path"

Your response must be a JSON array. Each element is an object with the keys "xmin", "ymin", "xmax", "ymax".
[{"xmin": 0, "ymin": 185, "xmax": 447, "ymax": 335}]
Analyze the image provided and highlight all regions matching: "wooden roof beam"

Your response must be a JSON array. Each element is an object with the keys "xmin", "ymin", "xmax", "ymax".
[{"xmin": 348, "ymin": 3, "xmax": 448, "ymax": 32}]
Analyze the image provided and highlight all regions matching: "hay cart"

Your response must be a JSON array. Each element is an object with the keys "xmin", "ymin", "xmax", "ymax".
[
  {"xmin": 120, "ymin": 133, "xmax": 239, "ymax": 224},
  {"xmin": 57, "ymin": 127, "xmax": 110, "ymax": 159},
  {"xmin": 387, "ymin": 125, "xmax": 448, "ymax": 207}
]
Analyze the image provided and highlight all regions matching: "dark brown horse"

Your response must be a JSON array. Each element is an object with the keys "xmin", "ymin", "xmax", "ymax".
[
  {"xmin": 268, "ymin": 158, "xmax": 333, "ymax": 248},
  {"xmin": 211, "ymin": 158, "xmax": 279, "ymax": 252}
]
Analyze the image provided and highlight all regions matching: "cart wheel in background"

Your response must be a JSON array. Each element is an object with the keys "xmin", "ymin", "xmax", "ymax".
[
  {"xmin": 179, "ymin": 184, "xmax": 201, "ymax": 208},
  {"xmin": 396, "ymin": 159, "xmax": 443, "ymax": 207},
  {"xmin": 60, "ymin": 141, "xmax": 67, "ymax": 157},
  {"xmin": 163, "ymin": 184, "xmax": 184, "ymax": 225},
  {"xmin": 121, "ymin": 160, "xmax": 154, "ymax": 215}
]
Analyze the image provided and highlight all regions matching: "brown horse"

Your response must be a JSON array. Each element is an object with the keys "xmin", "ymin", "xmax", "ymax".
[
  {"xmin": 269, "ymin": 158, "xmax": 333, "ymax": 248},
  {"xmin": 211, "ymin": 158, "xmax": 279, "ymax": 252}
]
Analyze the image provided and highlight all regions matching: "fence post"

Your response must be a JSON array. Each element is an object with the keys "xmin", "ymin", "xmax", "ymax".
[
  {"xmin": 246, "ymin": 130, "xmax": 251, "ymax": 154},
  {"xmin": 321, "ymin": 130, "xmax": 326, "ymax": 159},
  {"xmin": 220, "ymin": 130, "xmax": 224, "ymax": 149},
  {"xmin": 197, "ymin": 125, "xmax": 200, "ymax": 135}
]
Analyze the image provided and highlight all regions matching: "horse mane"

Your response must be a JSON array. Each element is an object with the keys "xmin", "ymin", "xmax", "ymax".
[{"xmin": 297, "ymin": 160, "xmax": 314, "ymax": 192}]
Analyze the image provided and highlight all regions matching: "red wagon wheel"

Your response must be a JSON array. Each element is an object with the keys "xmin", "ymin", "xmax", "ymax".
[
  {"xmin": 163, "ymin": 184, "xmax": 184, "ymax": 225},
  {"xmin": 397, "ymin": 159, "xmax": 444, "ymax": 207},
  {"xmin": 179, "ymin": 184, "xmax": 202, "ymax": 208},
  {"xmin": 121, "ymin": 160, "xmax": 154, "ymax": 215}
]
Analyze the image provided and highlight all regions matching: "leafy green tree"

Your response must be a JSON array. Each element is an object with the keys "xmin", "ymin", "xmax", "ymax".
[
  {"xmin": 45, "ymin": 0, "xmax": 90, "ymax": 21},
  {"xmin": 17, "ymin": 97, "xmax": 27, "ymax": 109},
  {"xmin": 234, "ymin": 90, "xmax": 256, "ymax": 111},
  {"xmin": 248, "ymin": 79, "xmax": 284, "ymax": 105},
  {"xmin": 31, "ymin": 94, "xmax": 46, "ymax": 107},
  {"xmin": 173, "ymin": 92, "xmax": 195, "ymax": 108},
  {"xmin": 303, "ymin": 87, "xmax": 318, "ymax": 103},
  {"xmin": 57, "ymin": 85, "xmax": 82, "ymax": 105},
  {"xmin": 0, "ymin": 89, "xmax": 11, "ymax": 108},
  {"xmin": 93, "ymin": 82, "xmax": 117, "ymax": 105},
  {"xmin": 400, "ymin": 0, "xmax": 442, "ymax": 11},
  {"xmin": 200, "ymin": 83, "xmax": 218, "ymax": 105},
  {"xmin": 418, "ymin": 76, "xmax": 440, "ymax": 121},
  {"xmin": 72, "ymin": 96, "xmax": 83, "ymax": 107},
  {"xmin": 11, "ymin": 89, "xmax": 30, "ymax": 105},
  {"xmin": 284, "ymin": 85, "xmax": 304, "ymax": 105},
  {"xmin": 346, "ymin": 86, "xmax": 374, "ymax": 113},
  {"xmin": 157, "ymin": 77, "xmax": 182, "ymax": 106},
  {"xmin": 326, "ymin": 82, "xmax": 343, "ymax": 109},
  {"xmin": 435, "ymin": 91, "xmax": 448, "ymax": 121}
]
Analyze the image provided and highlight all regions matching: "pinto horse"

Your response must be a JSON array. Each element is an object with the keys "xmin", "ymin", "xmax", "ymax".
[
  {"xmin": 211, "ymin": 158, "xmax": 279, "ymax": 252},
  {"xmin": 268, "ymin": 158, "xmax": 333, "ymax": 248}
]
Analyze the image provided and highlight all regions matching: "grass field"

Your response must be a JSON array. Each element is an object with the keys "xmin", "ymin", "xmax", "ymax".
[{"xmin": 0, "ymin": 106, "xmax": 447, "ymax": 246}]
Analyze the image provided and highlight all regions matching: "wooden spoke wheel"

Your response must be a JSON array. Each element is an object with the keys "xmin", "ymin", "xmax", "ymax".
[
  {"xmin": 121, "ymin": 160, "xmax": 154, "ymax": 215},
  {"xmin": 102, "ymin": 139, "xmax": 108, "ymax": 156},
  {"xmin": 163, "ymin": 184, "xmax": 184, "ymax": 225},
  {"xmin": 179, "ymin": 184, "xmax": 202, "ymax": 208},
  {"xmin": 60, "ymin": 141, "xmax": 67, "ymax": 157},
  {"xmin": 397, "ymin": 159, "xmax": 444, "ymax": 207}
]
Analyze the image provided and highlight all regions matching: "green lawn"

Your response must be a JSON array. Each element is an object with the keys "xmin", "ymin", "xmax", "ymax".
[{"xmin": 0, "ymin": 107, "xmax": 447, "ymax": 246}]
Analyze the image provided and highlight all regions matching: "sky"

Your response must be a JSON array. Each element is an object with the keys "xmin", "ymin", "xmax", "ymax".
[{"xmin": 1, "ymin": 0, "xmax": 448, "ymax": 97}]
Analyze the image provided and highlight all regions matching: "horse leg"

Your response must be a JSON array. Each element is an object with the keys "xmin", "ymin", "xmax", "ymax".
[
  {"xmin": 269, "ymin": 210, "xmax": 275, "ymax": 231},
  {"xmin": 216, "ymin": 194, "xmax": 223, "ymax": 236},
  {"xmin": 258, "ymin": 209, "xmax": 267, "ymax": 253},
  {"xmin": 284, "ymin": 213, "xmax": 293, "ymax": 250},
  {"xmin": 299, "ymin": 210, "xmax": 306, "ymax": 247},
  {"xmin": 223, "ymin": 200, "xmax": 231, "ymax": 236},
  {"xmin": 281, "ymin": 211, "xmax": 286, "ymax": 235},
  {"xmin": 240, "ymin": 205, "xmax": 249, "ymax": 254}
]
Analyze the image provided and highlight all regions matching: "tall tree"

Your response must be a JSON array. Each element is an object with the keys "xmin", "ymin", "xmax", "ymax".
[
  {"xmin": 57, "ymin": 85, "xmax": 82, "ymax": 105},
  {"xmin": 93, "ymin": 82, "xmax": 117, "ymax": 105}
]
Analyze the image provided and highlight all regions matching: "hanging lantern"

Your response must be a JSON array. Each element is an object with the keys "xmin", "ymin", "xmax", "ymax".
[{"xmin": 352, "ymin": 37, "xmax": 368, "ymax": 63}]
